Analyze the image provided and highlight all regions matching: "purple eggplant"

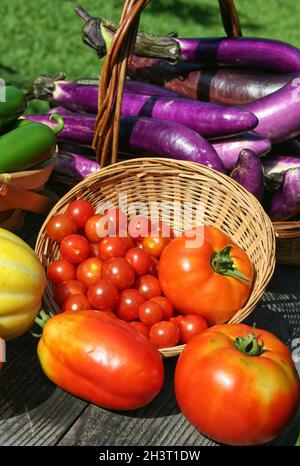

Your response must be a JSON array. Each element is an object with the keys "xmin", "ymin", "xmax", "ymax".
[
  {"xmin": 230, "ymin": 149, "xmax": 264, "ymax": 200},
  {"xmin": 212, "ymin": 133, "xmax": 271, "ymax": 171},
  {"xmin": 55, "ymin": 150, "xmax": 99, "ymax": 179},
  {"xmin": 269, "ymin": 168, "xmax": 300, "ymax": 221},
  {"xmin": 263, "ymin": 155, "xmax": 300, "ymax": 188},
  {"xmin": 26, "ymin": 113, "xmax": 226, "ymax": 173}
]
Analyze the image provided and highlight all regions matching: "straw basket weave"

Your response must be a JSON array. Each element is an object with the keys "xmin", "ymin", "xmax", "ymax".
[{"xmin": 35, "ymin": 157, "xmax": 276, "ymax": 357}]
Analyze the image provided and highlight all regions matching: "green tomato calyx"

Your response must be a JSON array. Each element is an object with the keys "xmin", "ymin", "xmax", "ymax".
[{"xmin": 211, "ymin": 244, "xmax": 251, "ymax": 285}]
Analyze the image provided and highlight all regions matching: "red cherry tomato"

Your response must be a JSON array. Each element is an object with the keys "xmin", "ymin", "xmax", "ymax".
[
  {"xmin": 102, "ymin": 310, "xmax": 118, "ymax": 319},
  {"xmin": 135, "ymin": 240, "xmax": 144, "ymax": 249},
  {"xmin": 135, "ymin": 274, "xmax": 161, "ymax": 300},
  {"xmin": 62, "ymin": 294, "xmax": 91, "ymax": 312},
  {"xmin": 76, "ymin": 257, "xmax": 103, "ymax": 288},
  {"xmin": 66, "ymin": 199, "xmax": 95, "ymax": 228},
  {"xmin": 142, "ymin": 236, "xmax": 171, "ymax": 258},
  {"xmin": 170, "ymin": 314, "xmax": 185, "ymax": 327},
  {"xmin": 116, "ymin": 289, "xmax": 145, "ymax": 321},
  {"xmin": 48, "ymin": 259, "xmax": 76, "ymax": 286},
  {"xmin": 151, "ymin": 296, "xmax": 174, "ymax": 320},
  {"xmin": 54, "ymin": 280, "xmax": 86, "ymax": 306},
  {"xmin": 87, "ymin": 279, "xmax": 119, "ymax": 311},
  {"xmin": 128, "ymin": 216, "xmax": 152, "ymax": 240},
  {"xmin": 125, "ymin": 247, "xmax": 150, "ymax": 276},
  {"xmin": 102, "ymin": 257, "xmax": 135, "ymax": 291},
  {"xmin": 148, "ymin": 256, "xmax": 159, "ymax": 277},
  {"xmin": 98, "ymin": 237, "xmax": 128, "ymax": 261},
  {"xmin": 139, "ymin": 300, "xmax": 163, "ymax": 326},
  {"xmin": 90, "ymin": 242, "xmax": 101, "ymax": 257},
  {"xmin": 129, "ymin": 321, "xmax": 150, "ymax": 338},
  {"xmin": 103, "ymin": 207, "xmax": 128, "ymax": 234},
  {"xmin": 46, "ymin": 214, "xmax": 77, "ymax": 242},
  {"xmin": 175, "ymin": 314, "xmax": 208, "ymax": 343},
  {"xmin": 149, "ymin": 321, "xmax": 180, "ymax": 349},
  {"xmin": 85, "ymin": 214, "xmax": 114, "ymax": 243},
  {"xmin": 120, "ymin": 235, "xmax": 135, "ymax": 250},
  {"xmin": 60, "ymin": 234, "xmax": 91, "ymax": 264}
]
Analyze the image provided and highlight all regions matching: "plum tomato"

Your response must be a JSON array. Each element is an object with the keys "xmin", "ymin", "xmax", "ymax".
[
  {"xmin": 135, "ymin": 274, "xmax": 161, "ymax": 300},
  {"xmin": 149, "ymin": 321, "xmax": 180, "ymax": 349},
  {"xmin": 98, "ymin": 237, "xmax": 128, "ymax": 261},
  {"xmin": 116, "ymin": 289, "xmax": 145, "ymax": 321},
  {"xmin": 151, "ymin": 296, "xmax": 174, "ymax": 320},
  {"xmin": 54, "ymin": 280, "xmax": 86, "ymax": 306},
  {"xmin": 129, "ymin": 321, "xmax": 150, "ymax": 338},
  {"xmin": 102, "ymin": 257, "xmax": 135, "ymax": 291},
  {"xmin": 46, "ymin": 214, "xmax": 77, "ymax": 242},
  {"xmin": 85, "ymin": 214, "xmax": 114, "ymax": 243},
  {"xmin": 125, "ymin": 247, "xmax": 151, "ymax": 276},
  {"xmin": 62, "ymin": 294, "xmax": 91, "ymax": 312},
  {"xmin": 128, "ymin": 216, "xmax": 152, "ymax": 240},
  {"xmin": 66, "ymin": 199, "xmax": 95, "ymax": 228},
  {"xmin": 87, "ymin": 279, "xmax": 119, "ymax": 311},
  {"xmin": 176, "ymin": 314, "xmax": 208, "ymax": 343},
  {"xmin": 76, "ymin": 257, "xmax": 103, "ymax": 288},
  {"xmin": 60, "ymin": 234, "xmax": 91, "ymax": 264},
  {"xmin": 103, "ymin": 207, "xmax": 128, "ymax": 234},
  {"xmin": 48, "ymin": 259, "xmax": 76, "ymax": 286},
  {"xmin": 138, "ymin": 300, "xmax": 163, "ymax": 326}
]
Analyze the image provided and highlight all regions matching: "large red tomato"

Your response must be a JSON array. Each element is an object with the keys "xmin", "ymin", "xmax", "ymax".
[
  {"xmin": 175, "ymin": 324, "xmax": 300, "ymax": 446},
  {"xmin": 159, "ymin": 226, "xmax": 254, "ymax": 325}
]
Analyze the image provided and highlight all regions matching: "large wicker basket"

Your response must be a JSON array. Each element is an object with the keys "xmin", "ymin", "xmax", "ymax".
[{"xmin": 35, "ymin": 157, "xmax": 276, "ymax": 357}]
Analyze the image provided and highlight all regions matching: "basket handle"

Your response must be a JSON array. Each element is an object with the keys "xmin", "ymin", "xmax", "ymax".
[{"xmin": 218, "ymin": 0, "xmax": 242, "ymax": 38}]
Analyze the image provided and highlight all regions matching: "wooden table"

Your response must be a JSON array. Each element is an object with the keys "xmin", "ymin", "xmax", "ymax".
[{"xmin": 0, "ymin": 213, "xmax": 299, "ymax": 446}]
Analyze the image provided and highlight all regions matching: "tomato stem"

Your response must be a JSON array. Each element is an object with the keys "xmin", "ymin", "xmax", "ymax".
[
  {"xmin": 211, "ymin": 244, "xmax": 251, "ymax": 285},
  {"xmin": 234, "ymin": 331, "xmax": 265, "ymax": 356},
  {"xmin": 34, "ymin": 310, "xmax": 52, "ymax": 330}
]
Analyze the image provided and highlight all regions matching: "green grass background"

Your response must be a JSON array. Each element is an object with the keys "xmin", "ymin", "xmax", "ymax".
[{"xmin": 1, "ymin": 0, "xmax": 300, "ymax": 111}]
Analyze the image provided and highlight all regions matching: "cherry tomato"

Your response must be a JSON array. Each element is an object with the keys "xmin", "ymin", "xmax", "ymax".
[
  {"xmin": 85, "ymin": 214, "xmax": 114, "ymax": 243},
  {"xmin": 135, "ymin": 240, "xmax": 144, "ymax": 249},
  {"xmin": 170, "ymin": 314, "xmax": 185, "ymax": 327},
  {"xmin": 139, "ymin": 300, "xmax": 163, "ymax": 326},
  {"xmin": 103, "ymin": 207, "xmax": 128, "ymax": 234},
  {"xmin": 120, "ymin": 235, "xmax": 135, "ymax": 250},
  {"xmin": 48, "ymin": 259, "xmax": 76, "ymax": 286},
  {"xmin": 148, "ymin": 256, "xmax": 159, "ymax": 277},
  {"xmin": 102, "ymin": 257, "xmax": 135, "ymax": 291},
  {"xmin": 129, "ymin": 321, "xmax": 150, "ymax": 338},
  {"xmin": 46, "ymin": 214, "xmax": 77, "ymax": 242},
  {"xmin": 54, "ymin": 280, "xmax": 86, "ymax": 306},
  {"xmin": 142, "ymin": 236, "xmax": 171, "ymax": 258},
  {"xmin": 151, "ymin": 296, "xmax": 174, "ymax": 320},
  {"xmin": 176, "ymin": 314, "xmax": 208, "ymax": 343},
  {"xmin": 60, "ymin": 234, "xmax": 91, "ymax": 264},
  {"xmin": 128, "ymin": 216, "xmax": 151, "ymax": 240},
  {"xmin": 62, "ymin": 294, "xmax": 91, "ymax": 312},
  {"xmin": 125, "ymin": 247, "xmax": 150, "ymax": 275},
  {"xmin": 135, "ymin": 274, "xmax": 161, "ymax": 300},
  {"xmin": 116, "ymin": 289, "xmax": 145, "ymax": 321},
  {"xmin": 98, "ymin": 237, "xmax": 128, "ymax": 261},
  {"xmin": 66, "ymin": 199, "xmax": 95, "ymax": 228},
  {"xmin": 149, "ymin": 321, "xmax": 180, "ymax": 349},
  {"xmin": 87, "ymin": 279, "xmax": 119, "ymax": 311},
  {"xmin": 76, "ymin": 257, "xmax": 103, "ymax": 288},
  {"xmin": 90, "ymin": 242, "xmax": 101, "ymax": 257},
  {"xmin": 102, "ymin": 310, "xmax": 118, "ymax": 319}
]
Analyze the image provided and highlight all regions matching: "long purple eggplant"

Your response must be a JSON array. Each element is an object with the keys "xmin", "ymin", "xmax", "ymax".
[
  {"xmin": 212, "ymin": 133, "xmax": 271, "ymax": 171},
  {"xmin": 269, "ymin": 168, "xmax": 300, "ymax": 221},
  {"xmin": 230, "ymin": 149, "xmax": 264, "ymax": 201},
  {"xmin": 77, "ymin": 7, "xmax": 300, "ymax": 72},
  {"xmin": 263, "ymin": 155, "xmax": 300, "ymax": 188},
  {"xmin": 55, "ymin": 150, "xmax": 100, "ymax": 179},
  {"xmin": 243, "ymin": 78, "xmax": 300, "ymax": 143},
  {"xmin": 26, "ymin": 113, "xmax": 226, "ymax": 173},
  {"xmin": 129, "ymin": 56, "xmax": 294, "ymax": 105}
]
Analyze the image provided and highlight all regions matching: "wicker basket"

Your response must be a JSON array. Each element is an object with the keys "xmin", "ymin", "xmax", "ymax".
[{"xmin": 35, "ymin": 157, "xmax": 276, "ymax": 357}]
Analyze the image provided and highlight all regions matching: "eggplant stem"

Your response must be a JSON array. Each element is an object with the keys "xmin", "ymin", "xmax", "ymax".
[{"xmin": 49, "ymin": 113, "xmax": 64, "ymax": 134}]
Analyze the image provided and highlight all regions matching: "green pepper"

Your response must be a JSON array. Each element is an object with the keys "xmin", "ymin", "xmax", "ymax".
[{"xmin": 0, "ymin": 86, "xmax": 27, "ymax": 128}]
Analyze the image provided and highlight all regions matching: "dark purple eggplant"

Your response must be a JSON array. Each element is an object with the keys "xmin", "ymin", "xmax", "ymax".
[
  {"xmin": 212, "ymin": 133, "xmax": 271, "ymax": 171},
  {"xmin": 55, "ymin": 150, "xmax": 99, "ymax": 179},
  {"xmin": 26, "ymin": 113, "xmax": 226, "ymax": 173},
  {"xmin": 269, "ymin": 168, "xmax": 300, "ymax": 221},
  {"xmin": 230, "ymin": 149, "xmax": 264, "ymax": 200},
  {"xmin": 263, "ymin": 155, "xmax": 300, "ymax": 188}
]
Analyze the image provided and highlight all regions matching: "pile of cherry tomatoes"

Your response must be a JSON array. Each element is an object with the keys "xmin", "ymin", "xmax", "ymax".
[{"xmin": 46, "ymin": 199, "xmax": 208, "ymax": 349}]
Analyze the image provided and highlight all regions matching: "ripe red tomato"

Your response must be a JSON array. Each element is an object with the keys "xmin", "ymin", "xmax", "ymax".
[
  {"xmin": 46, "ymin": 214, "xmax": 77, "ymax": 242},
  {"xmin": 102, "ymin": 257, "xmax": 135, "ymax": 291},
  {"xmin": 125, "ymin": 247, "xmax": 150, "ymax": 275},
  {"xmin": 103, "ymin": 207, "xmax": 128, "ymax": 234},
  {"xmin": 90, "ymin": 242, "xmax": 101, "ymax": 257},
  {"xmin": 129, "ymin": 321, "xmax": 150, "ymax": 338},
  {"xmin": 120, "ymin": 235, "xmax": 135, "ymax": 250},
  {"xmin": 151, "ymin": 296, "xmax": 174, "ymax": 320},
  {"xmin": 116, "ymin": 289, "xmax": 145, "ymax": 321},
  {"xmin": 175, "ymin": 314, "xmax": 208, "ymax": 343},
  {"xmin": 62, "ymin": 294, "xmax": 91, "ymax": 312},
  {"xmin": 148, "ymin": 256, "xmax": 159, "ymax": 277},
  {"xmin": 139, "ymin": 300, "xmax": 163, "ymax": 326},
  {"xmin": 175, "ymin": 324, "xmax": 300, "ymax": 445},
  {"xmin": 98, "ymin": 237, "xmax": 128, "ymax": 261},
  {"xmin": 135, "ymin": 274, "xmax": 161, "ymax": 300},
  {"xmin": 149, "ymin": 321, "xmax": 180, "ymax": 349},
  {"xmin": 142, "ymin": 236, "xmax": 170, "ymax": 258},
  {"xmin": 87, "ymin": 279, "xmax": 119, "ymax": 311},
  {"xmin": 128, "ymin": 216, "xmax": 151, "ymax": 240},
  {"xmin": 66, "ymin": 199, "xmax": 95, "ymax": 228},
  {"xmin": 159, "ymin": 226, "xmax": 254, "ymax": 325},
  {"xmin": 85, "ymin": 214, "xmax": 113, "ymax": 243},
  {"xmin": 48, "ymin": 259, "xmax": 76, "ymax": 286},
  {"xmin": 60, "ymin": 234, "xmax": 91, "ymax": 264},
  {"xmin": 54, "ymin": 280, "xmax": 86, "ymax": 306},
  {"xmin": 76, "ymin": 257, "xmax": 103, "ymax": 288}
]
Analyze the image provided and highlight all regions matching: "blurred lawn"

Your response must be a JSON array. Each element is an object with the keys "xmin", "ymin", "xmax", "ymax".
[{"xmin": 1, "ymin": 0, "xmax": 300, "ymax": 110}]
